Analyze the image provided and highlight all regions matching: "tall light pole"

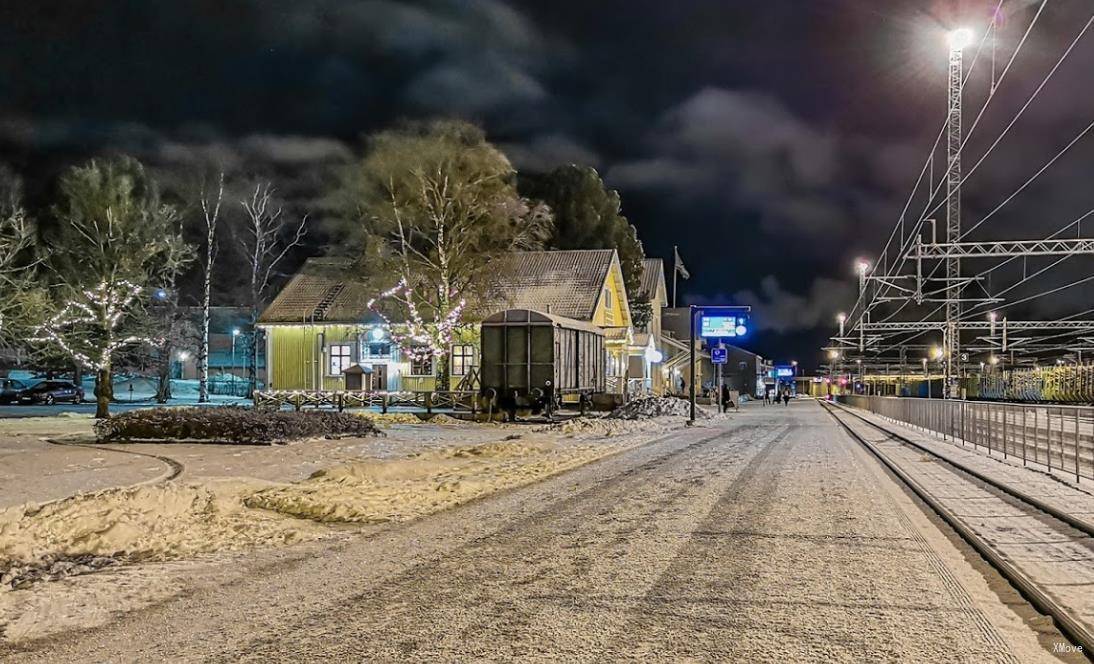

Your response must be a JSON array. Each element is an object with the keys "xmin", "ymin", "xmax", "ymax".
[
  {"xmin": 231, "ymin": 328, "xmax": 241, "ymax": 377},
  {"xmin": 945, "ymin": 27, "xmax": 973, "ymax": 399}
]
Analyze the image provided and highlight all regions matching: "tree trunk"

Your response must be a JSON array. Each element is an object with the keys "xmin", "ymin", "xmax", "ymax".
[
  {"xmin": 95, "ymin": 366, "xmax": 112, "ymax": 419},
  {"xmin": 156, "ymin": 342, "xmax": 172, "ymax": 404},
  {"xmin": 436, "ymin": 350, "xmax": 450, "ymax": 392},
  {"xmin": 198, "ymin": 223, "xmax": 213, "ymax": 403}
]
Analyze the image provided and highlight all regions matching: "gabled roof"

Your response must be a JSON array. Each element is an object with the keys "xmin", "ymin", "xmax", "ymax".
[
  {"xmin": 258, "ymin": 250, "xmax": 620, "ymax": 325},
  {"xmin": 475, "ymin": 249, "xmax": 617, "ymax": 321},
  {"xmin": 637, "ymin": 258, "xmax": 667, "ymax": 303},
  {"xmin": 257, "ymin": 258, "xmax": 377, "ymax": 324}
]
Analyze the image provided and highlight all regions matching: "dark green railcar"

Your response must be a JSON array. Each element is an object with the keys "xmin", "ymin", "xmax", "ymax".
[{"xmin": 480, "ymin": 309, "xmax": 605, "ymax": 409}]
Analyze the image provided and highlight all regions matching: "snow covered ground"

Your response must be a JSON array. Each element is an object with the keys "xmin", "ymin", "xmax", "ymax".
[
  {"xmin": 0, "ymin": 400, "xmax": 1063, "ymax": 662},
  {"xmin": 0, "ymin": 411, "xmax": 684, "ymax": 645}
]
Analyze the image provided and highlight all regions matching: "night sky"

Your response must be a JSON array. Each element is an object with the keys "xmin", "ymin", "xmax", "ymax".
[{"xmin": 2, "ymin": 0, "xmax": 1091, "ymax": 367}]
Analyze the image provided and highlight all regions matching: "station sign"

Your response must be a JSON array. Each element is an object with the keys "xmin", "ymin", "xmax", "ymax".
[
  {"xmin": 775, "ymin": 367, "xmax": 795, "ymax": 377},
  {"xmin": 700, "ymin": 315, "xmax": 748, "ymax": 338},
  {"xmin": 711, "ymin": 348, "xmax": 728, "ymax": 364}
]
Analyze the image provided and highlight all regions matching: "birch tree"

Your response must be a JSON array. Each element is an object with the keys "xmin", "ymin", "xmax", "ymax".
[
  {"xmin": 37, "ymin": 157, "xmax": 192, "ymax": 418},
  {"xmin": 238, "ymin": 182, "xmax": 307, "ymax": 397},
  {"xmin": 197, "ymin": 173, "xmax": 224, "ymax": 403},
  {"xmin": 0, "ymin": 187, "xmax": 39, "ymax": 346},
  {"xmin": 337, "ymin": 120, "xmax": 551, "ymax": 390}
]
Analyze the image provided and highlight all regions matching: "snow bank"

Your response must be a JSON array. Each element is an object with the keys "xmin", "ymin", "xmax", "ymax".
[
  {"xmin": 609, "ymin": 396, "xmax": 709, "ymax": 420},
  {"xmin": 0, "ymin": 481, "xmax": 325, "ymax": 573},
  {"xmin": 245, "ymin": 440, "xmax": 617, "ymax": 524}
]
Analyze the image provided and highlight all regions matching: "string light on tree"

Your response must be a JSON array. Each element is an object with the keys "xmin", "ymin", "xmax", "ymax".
[
  {"xmin": 32, "ymin": 280, "xmax": 158, "ymax": 370},
  {"xmin": 367, "ymin": 278, "xmax": 466, "ymax": 363}
]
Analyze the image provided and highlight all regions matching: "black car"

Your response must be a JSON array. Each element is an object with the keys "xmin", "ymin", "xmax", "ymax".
[
  {"xmin": 19, "ymin": 380, "xmax": 85, "ymax": 405},
  {"xmin": 0, "ymin": 378, "xmax": 28, "ymax": 404}
]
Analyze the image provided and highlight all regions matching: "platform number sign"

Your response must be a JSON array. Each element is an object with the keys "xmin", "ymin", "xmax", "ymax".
[{"xmin": 711, "ymin": 348, "xmax": 728, "ymax": 364}]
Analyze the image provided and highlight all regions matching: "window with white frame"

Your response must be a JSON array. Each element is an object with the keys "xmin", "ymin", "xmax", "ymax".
[
  {"xmin": 451, "ymin": 344, "xmax": 475, "ymax": 376},
  {"xmin": 328, "ymin": 344, "xmax": 354, "ymax": 375},
  {"xmin": 410, "ymin": 355, "xmax": 433, "ymax": 376}
]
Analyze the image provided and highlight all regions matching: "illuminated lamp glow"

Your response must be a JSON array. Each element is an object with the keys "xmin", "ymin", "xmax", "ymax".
[
  {"xmin": 371, "ymin": 326, "xmax": 386, "ymax": 341},
  {"xmin": 734, "ymin": 324, "xmax": 747, "ymax": 336},
  {"xmin": 644, "ymin": 347, "xmax": 663, "ymax": 363},
  {"xmin": 947, "ymin": 28, "xmax": 974, "ymax": 51}
]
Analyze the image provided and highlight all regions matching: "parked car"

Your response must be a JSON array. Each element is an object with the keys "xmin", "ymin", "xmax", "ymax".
[
  {"xmin": 0, "ymin": 378, "xmax": 29, "ymax": 404},
  {"xmin": 18, "ymin": 380, "xmax": 85, "ymax": 405}
]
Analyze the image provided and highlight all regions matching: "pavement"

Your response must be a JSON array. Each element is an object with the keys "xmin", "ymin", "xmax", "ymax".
[{"xmin": 2, "ymin": 400, "xmax": 1060, "ymax": 662}]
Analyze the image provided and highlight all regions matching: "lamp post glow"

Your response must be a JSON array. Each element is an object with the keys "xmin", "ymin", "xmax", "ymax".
[
  {"xmin": 947, "ymin": 28, "xmax": 975, "ymax": 51},
  {"xmin": 232, "ymin": 328, "xmax": 241, "ymax": 375},
  {"xmin": 855, "ymin": 260, "xmax": 869, "ymax": 293},
  {"xmin": 837, "ymin": 312, "xmax": 846, "ymax": 337}
]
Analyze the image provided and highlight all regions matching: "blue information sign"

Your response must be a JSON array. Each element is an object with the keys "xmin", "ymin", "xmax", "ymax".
[
  {"xmin": 711, "ymin": 348, "xmax": 728, "ymax": 364},
  {"xmin": 700, "ymin": 315, "xmax": 748, "ymax": 338}
]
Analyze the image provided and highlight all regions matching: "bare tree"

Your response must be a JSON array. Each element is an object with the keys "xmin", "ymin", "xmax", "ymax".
[
  {"xmin": 0, "ymin": 167, "xmax": 42, "ymax": 348},
  {"xmin": 0, "ymin": 208, "xmax": 37, "ymax": 343},
  {"xmin": 197, "ymin": 173, "xmax": 224, "ymax": 403},
  {"xmin": 238, "ymin": 182, "xmax": 307, "ymax": 396}
]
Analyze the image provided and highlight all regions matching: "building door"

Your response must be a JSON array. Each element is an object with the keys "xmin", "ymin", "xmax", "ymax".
[{"xmin": 370, "ymin": 364, "xmax": 388, "ymax": 391}]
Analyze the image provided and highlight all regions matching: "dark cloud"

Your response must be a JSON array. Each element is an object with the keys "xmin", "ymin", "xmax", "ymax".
[
  {"xmin": 1, "ymin": 0, "xmax": 1091, "ymax": 366},
  {"xmin": 733, "ymin": 276, "xmax": 858, "ymax": 335},
  {"xmin": 607, "ymin": 87, "xmax": 909, "ymax": 245}
]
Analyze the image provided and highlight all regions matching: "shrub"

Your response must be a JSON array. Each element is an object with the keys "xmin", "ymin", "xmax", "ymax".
[{"xmin": 94, "ymin": 407, "xmax": 383, "ymax": 444}]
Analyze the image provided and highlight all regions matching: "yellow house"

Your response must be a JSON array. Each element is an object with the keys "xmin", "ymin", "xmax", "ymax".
[
  {"xmin": 628, "ymin": 258, "xmax": 668, "ymax": 396},
  {"xmin": 257, "ymin": 250, "xmax": 633, "ymax": 394}
]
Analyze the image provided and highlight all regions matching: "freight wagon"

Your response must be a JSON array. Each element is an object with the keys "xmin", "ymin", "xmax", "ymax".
[{"xmin": 480, "ymin": 309, "xmax": 605, "ymax": 413}]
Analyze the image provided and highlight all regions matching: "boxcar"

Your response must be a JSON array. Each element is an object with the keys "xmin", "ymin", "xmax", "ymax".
[{"xmin": 480, "ymin": 309, "xmax": 605, "ymax": 408}]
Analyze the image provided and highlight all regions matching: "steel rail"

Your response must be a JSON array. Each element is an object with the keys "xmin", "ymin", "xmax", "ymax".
[{"xmin": 820, "ymin": 400, "xmax": 1094, "ymax": 653}]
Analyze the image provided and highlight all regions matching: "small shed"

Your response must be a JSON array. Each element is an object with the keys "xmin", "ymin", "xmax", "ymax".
[{"xmin": 342, "ymin": 363, "xmax": 374, "ymax": 391}]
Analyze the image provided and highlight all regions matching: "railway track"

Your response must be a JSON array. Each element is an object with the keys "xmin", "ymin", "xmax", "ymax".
[{"xmin": 822, "ymin": 400, "xmax": 1094, "ymax": 656}]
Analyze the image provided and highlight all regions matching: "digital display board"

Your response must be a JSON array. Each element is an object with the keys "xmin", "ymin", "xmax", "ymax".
[
  {"xmin": 775, "ymin": 367, "xmax": 795, "ymax": 377},
  {"xmin": 700, "ymin": 315, "xmax": 748, "ymax": 338}
]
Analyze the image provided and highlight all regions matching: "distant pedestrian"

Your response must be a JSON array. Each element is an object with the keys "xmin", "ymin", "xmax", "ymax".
[
  {"xmin": 782, "ymin": 391, "xmax": 790, "ymax": 406},
  {"xmin": 720, "ymin": 384, "xmax": 731, "ymax": 412},
  {"xmin": 763, "ymin": 390, "xmax": 771, "ymax": 406}
]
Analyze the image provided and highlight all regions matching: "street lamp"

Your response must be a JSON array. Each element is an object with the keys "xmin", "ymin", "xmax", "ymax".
[
  {"xmin": 175, "ymin": 351, "xmax": 191, "ymax": 380},
  {"xmin": 232, "ymin": 328, "xmax": 241, "ymax": 376},
  {"xmin": 837, "ymin": 312, "xmax": 846, "ymax": 337},
  {"xmin": 947, "ymin": 27, "xmax": 975, "ymax": 51},
  {"xmin": 855, "ymin": 260, "xmax": 869, "ymax": 293}
]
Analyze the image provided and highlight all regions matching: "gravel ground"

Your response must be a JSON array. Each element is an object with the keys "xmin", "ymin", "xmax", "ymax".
[{"xmin": 1, "ymin": 401, "xmax": 1056, "ymax": 662}]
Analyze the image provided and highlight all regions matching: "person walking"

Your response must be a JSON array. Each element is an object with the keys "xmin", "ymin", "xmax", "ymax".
[
  {"xmin": 782, "ymin": 391, "xmax": 790, "ymax": 406},
  {"xmin": 720, "ymin": 383, "xmax": 731, "ymax": 412}
]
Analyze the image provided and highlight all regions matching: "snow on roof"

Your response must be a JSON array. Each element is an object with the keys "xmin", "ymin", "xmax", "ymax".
[
  {"xmin": 474, "ymin": 250, "xmax": 616, "ymax": 321},
  {"xmin": 258, "ymin": 250, "xmax": 619, "ymax": 325},
  {"xmin": 637, "ymin": 258, "xmax": 666, "ymax": 301},
  {"xmin": 257, "ymin": 258, "xmax": 377, "ymax": 324}
]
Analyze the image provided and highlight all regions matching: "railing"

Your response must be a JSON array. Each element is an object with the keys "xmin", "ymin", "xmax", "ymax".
[
  {"xmin": 838, "ymin": 395, "xmax": 1094, "ymax": 483},
  {"xmin": 254, "ymin": 389, "xmax": 481, "ymax": 414}
]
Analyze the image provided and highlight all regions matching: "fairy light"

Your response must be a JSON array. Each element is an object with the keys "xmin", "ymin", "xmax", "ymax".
[
  {"xmin": 367, "ymin": 278, "xmax": 466, "ymax": 362},
  {"xmin": 32, "ymin": 280, "xmax": 158, "ymax": 370}
]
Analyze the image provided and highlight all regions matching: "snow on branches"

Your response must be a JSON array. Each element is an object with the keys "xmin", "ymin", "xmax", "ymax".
[
  {"xmin": 33, "ymin": 280, "xmax": 157, "ymax": 370},
  {"xmin": 367, "ymin": 278, "xmax": 465, "ymax": 362}
]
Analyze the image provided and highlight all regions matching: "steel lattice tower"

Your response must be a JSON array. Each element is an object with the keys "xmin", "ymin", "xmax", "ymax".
[{"xmin": 944, "ymin": 38, "xmax": 964, "ymax": 398}]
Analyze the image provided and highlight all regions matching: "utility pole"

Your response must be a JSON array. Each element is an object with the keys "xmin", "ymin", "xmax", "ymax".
[{"xmin": 944, "ymin": 28, "xmax": 970, "ymax": 399}]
